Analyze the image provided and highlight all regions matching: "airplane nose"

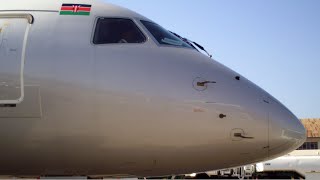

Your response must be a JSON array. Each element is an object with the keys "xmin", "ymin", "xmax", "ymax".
[{"xmin": 268, "ymin": 99, "xmax": 306, "ymax": 158}]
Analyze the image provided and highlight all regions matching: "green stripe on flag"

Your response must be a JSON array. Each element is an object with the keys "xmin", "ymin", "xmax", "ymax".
[{"xmin": 60, "ymin": 11, "xmax": 90, "ymax": 16}]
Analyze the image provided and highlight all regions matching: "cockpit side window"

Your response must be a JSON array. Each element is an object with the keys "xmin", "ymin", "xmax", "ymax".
[
  {"xmin": 140, "ymin": 20, "xmax": 192, "ymax": 48},
  {"xmin": 93, "ymin": 18, "xmax": 146, "ymax": 44}
]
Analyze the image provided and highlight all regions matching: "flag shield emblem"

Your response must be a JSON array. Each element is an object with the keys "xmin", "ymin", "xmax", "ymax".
[{"xmin": 60, "ymin": 4, "xmax": 92, "ymax": 16}]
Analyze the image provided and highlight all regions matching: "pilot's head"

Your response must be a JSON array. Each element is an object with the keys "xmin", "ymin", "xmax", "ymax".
[{"xmin": 119, "ymin": 30, "xmax": 135, "ymax": 43}]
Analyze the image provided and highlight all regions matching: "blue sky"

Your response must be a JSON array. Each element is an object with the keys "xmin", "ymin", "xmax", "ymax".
[{"xmin": 106, "ymin": 0, "xmax": 320, "ymax": 119}]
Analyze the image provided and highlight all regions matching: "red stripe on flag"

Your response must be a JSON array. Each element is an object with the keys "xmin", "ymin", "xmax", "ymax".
[
  {"xmin": 78, "ymin": 7, "xmax": 91, "ymax": 11},
  {"xmin": 61, "ymin": 7, "xmax": 74, "ymax": 11},
  {"xmin": 60, "ymin": 6, "xmax": 91, "ymax": 12}
]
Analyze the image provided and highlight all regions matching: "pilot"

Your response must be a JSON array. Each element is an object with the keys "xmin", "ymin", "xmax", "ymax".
[{"xmin": 118, "ymin": 28, "xmax": 136, "ymax": 43}]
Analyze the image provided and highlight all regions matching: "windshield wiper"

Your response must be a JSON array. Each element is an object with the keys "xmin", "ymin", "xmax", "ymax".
[
  {"xmin": 170, "ymin": 31, "xmax": 212, "ymax": 58},
  {"xmin": 169, "ymin": 31, "xmax": 197, "ymax": 49},
  {"xmin": 192, "ymin": 41, "xmax": 212, "ymax": 58}
]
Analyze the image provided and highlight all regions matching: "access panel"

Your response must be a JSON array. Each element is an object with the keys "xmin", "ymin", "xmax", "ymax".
[{"xmin": 0, "ymin": 14, "xmax": 32, "ymax": 105}]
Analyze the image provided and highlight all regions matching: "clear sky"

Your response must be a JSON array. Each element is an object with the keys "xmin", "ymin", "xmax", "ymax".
[{"xmin": 106, "ymin": 0, "xmax": 320, "ymax": 119}]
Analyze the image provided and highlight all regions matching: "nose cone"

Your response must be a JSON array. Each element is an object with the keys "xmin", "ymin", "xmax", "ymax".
[{"xmin": 268, "ymin": 99, "xmax": 306, "ymax": 158}]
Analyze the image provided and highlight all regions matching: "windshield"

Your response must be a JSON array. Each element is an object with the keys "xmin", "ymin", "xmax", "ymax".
[{"xmin": 141, "ymin": 20, "xmax": 193, "ymax": 48}]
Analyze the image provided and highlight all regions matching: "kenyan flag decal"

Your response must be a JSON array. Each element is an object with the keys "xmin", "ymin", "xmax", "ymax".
[{"xmin": 60, "ymin": 4, "xmax": 92, "ymax": 16}]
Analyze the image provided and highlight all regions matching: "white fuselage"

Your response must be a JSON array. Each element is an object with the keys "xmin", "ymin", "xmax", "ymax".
[
  {"xmin": 0, "ymin": 0, "xmax": 306, "ymax": 177},
  {"xmin": 257, "ymin": 150, "xmax": 320, "ymax": 177}
]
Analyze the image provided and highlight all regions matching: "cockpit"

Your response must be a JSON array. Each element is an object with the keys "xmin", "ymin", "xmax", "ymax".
[{"xmin": 92, "ymin": 17, "xmax": 211, "ymax": 57}]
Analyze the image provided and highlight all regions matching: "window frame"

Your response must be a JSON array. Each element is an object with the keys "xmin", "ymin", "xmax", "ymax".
[
  {"xmin": 91, "ymin": 17, "xmax": 148, "ymax": 46},
  {"xmin": 297, "ymin": 142, "xmax": 318, "ymax": 150},
  {"xmin": 139, "ymin": 20, "xmax": 194, "ymax": 49}
]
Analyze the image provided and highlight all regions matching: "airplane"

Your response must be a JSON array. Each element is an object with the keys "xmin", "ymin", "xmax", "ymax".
[
  {"xmin": 0, "ymin": 0, "xmax": 306, "ymax": 178},
  {"xmin": 255, "ymin": 150, "xmax": 320, "ymax": 179}
]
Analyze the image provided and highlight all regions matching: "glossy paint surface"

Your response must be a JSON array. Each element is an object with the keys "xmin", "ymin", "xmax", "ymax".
[{"xmin": 0, "ymin": 0, "xmax": 305, "ymax": 177}]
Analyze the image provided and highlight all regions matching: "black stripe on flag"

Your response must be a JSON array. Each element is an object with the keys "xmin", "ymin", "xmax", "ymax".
[{"xmin": 62, "ymin": 4, "xmax": 92, "ymax": 7}]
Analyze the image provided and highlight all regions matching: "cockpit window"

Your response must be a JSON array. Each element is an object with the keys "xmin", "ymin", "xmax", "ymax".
[
  {"xmin": 93, "ymin": 18, "xmax": 146, "ymax": 44},
  {"xmin": 140, "ymin": 20, "xmax": 193, "ymax": 48}
]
